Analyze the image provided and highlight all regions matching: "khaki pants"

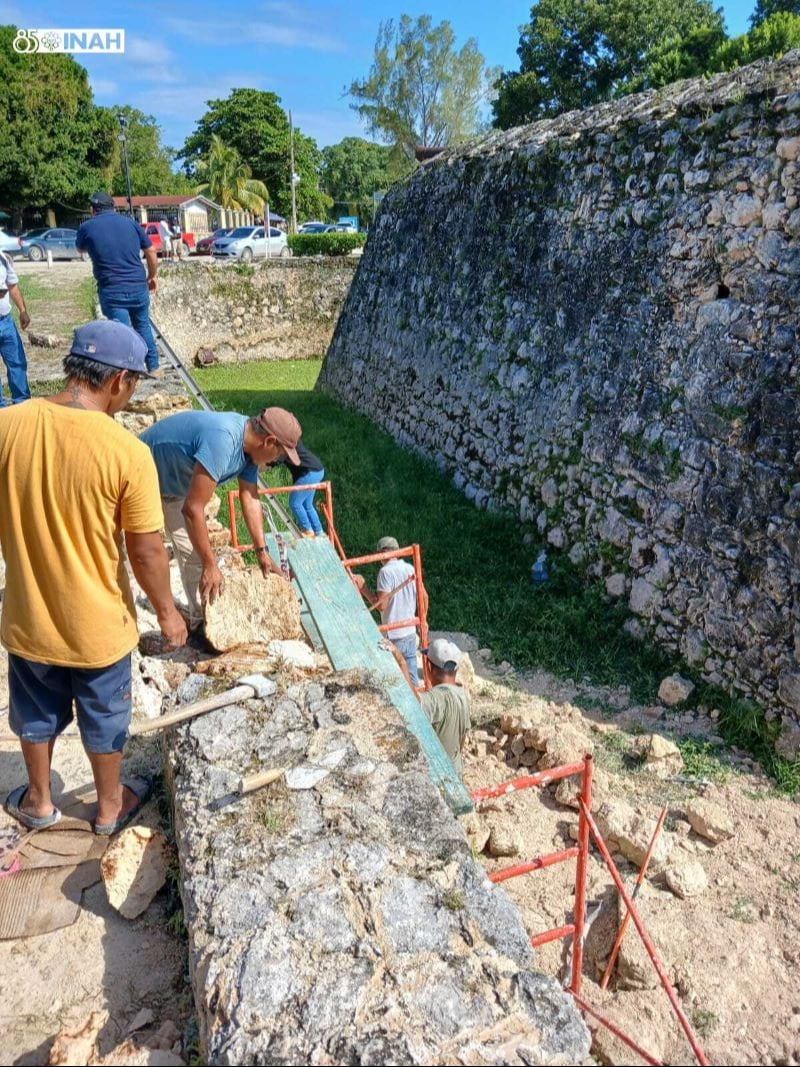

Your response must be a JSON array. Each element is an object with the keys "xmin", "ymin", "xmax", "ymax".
[{"xmin": 162, "ymin": 495, "xmax": 203, "ymax": 629}]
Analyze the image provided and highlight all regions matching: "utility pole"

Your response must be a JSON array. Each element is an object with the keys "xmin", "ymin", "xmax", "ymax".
[
  {"xmin": 117, "ymin": 112, "xmax": 134, "ymax": 217},
  {"xmin": 289, "ymin": 110, "xmax": 298, "ymax": 234}
]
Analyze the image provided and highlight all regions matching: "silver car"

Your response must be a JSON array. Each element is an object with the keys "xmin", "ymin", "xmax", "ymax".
[
  {"xmin": 211, "ymin": 225, "xmax": 289, "ymax": 261},
  {"xmin": 0, "ymin": 229, "xmax": 21, "ymax": 257}
]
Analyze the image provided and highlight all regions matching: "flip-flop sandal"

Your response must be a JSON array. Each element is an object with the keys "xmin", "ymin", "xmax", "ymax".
[
  {"xmin": 92, "ymin": 775, "xmax": 153, "ymax": 837},
  {"xmin": 3, "ymin": 785, "xmax": 62, "ymax": 830}
]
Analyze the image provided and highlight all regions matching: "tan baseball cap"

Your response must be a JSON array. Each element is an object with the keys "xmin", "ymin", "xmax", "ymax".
[{"xmin": 256, "ymin": 407, "xmax": 301, "ymax": 464}]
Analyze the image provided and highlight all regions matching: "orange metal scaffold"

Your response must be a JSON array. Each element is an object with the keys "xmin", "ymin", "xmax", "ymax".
[
  {"xmin": 471, "ymin": 755, "xmax": 710, "ymax": 1067},
  {"xmin": 225, "ymin": 480, "xmax": 432, "ymax": 690}
]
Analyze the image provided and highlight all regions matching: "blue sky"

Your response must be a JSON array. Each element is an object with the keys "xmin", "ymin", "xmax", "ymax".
[{"xmin": 1, "ymin": 0, "xmax": 756, "ymax": 152}]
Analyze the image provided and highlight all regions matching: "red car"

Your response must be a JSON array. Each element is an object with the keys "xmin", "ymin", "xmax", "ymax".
[
  {"xmin": 196, "ymin": 227, "xmax": 233, "ymax": 255},
  {"xmin": 142, "ymin": 222, "xmax": 196, "ymax": 256}
]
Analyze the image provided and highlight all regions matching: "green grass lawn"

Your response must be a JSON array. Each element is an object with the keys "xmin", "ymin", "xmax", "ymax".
[
  {"xmin": 15, "ymin": 272, "xmax": 96, "ymax": 339},
  {"xmin": 195, "ymin": 358, "xmax": 799, "ymax": 794}
]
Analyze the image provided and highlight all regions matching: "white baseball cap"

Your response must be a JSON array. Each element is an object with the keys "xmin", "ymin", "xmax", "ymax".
[{"xmin": 426, "ymin": 638, "xmax": 461, "ymax": 670}]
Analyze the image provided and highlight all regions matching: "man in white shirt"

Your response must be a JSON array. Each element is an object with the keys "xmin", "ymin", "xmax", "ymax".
[
  {"xmin": 159, "ymin": 219, "xmax": 172, "ymax": 259},
  {"xmin": 360, "ymin": 535, "xmax": 420, "ymax": 686},
  {"xmin": 0, "ymin": 251, "xmax": 31, "ymax": 406}
]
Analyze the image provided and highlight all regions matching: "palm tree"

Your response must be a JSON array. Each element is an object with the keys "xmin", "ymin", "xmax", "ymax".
[{"xmin": 194, "ymin": 135, "xmax": 268, "ymax": 213}]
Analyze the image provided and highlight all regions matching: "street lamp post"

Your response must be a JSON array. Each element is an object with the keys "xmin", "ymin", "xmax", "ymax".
[
  {"xmin": 289, "ymin": 110, "xmax": 299, "ymax": 234},
  {"xmin": 117, "ymin": 112, "xmax": 134, "ymax": 217}
]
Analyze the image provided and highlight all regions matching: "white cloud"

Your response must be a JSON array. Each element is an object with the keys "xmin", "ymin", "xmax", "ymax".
[
  {"xmin": 89, "ymin": 76, "xmax": 118, "ymax": 99},
  {"xmin": 125, "ymin": 36, "xmax": 174, "ymax": 65},
  {"xmin": 166, "ymin": 14, "xmax": 346, "ymax": 53}
]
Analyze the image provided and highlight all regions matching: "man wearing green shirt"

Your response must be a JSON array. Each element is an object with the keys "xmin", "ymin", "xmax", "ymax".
[{"xmin": 419, "ymin": 638, "xmax": 472, "ymax": 777}]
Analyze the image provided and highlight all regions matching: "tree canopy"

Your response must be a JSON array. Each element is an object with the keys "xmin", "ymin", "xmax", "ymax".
[
  {"xmin": 0, "ymin": 25, "xmax": 116, "ymax": 225},
  {"xmin": 321, "ymin": 138, "xmax": 393, "ymax": 224},
  {"xmin": 750, "ymin": 0, "xmax": 800, "ymax": 27},
  {"xmin": 194, "ymin": 134, "xmax": 268, "ymax": 213},
  {"xmin": 110, "ymin": 106, "xmax": 192, "ymax": 197},
  {"xmin": 348, "ymin": 15, "xmax": 497, "ymax": 158},
  {"xmin": 179, "ymin": 89, "xmax": 331, "ymax": 221},
  {"xmin": 492, "ymin": 0, "xmax": 725, "ymax": 128}
]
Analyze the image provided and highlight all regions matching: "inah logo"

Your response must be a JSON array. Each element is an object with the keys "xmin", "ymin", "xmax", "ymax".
[{"xmin": 12, "ymin": 29, "xmax": 126, "ymax": 54}]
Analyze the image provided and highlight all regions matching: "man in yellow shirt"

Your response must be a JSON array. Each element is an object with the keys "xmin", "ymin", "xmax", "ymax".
[{"xmin": 0, "ymin": 320, "xmax": 187, "ymax": 834}]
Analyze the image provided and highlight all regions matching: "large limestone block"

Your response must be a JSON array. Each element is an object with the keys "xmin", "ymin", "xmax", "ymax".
[{"xmin": 204, "ymin": 568, "xmax": 303, "ymax": 651}]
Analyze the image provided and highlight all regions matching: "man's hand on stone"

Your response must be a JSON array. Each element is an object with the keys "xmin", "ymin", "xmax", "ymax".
[
  {"xmin": 200, "ymin": 562, "xmax": 225, "ymax": 604},
  {"xmin": 159, "ymin": 606, "xmax": 188, "ymax": 649}
]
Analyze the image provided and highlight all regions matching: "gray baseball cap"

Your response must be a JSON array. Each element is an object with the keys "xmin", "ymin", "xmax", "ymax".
[
  {"xmin": 376, "ymin": 536, "xmax": 400, "ymax": 552},
  {"xmin": 426, "ymin": 638, "xmax": 462, "ymax": 670},
  {"xmin": 70, "ymin": 320, "xmax": 154, "ymax": 378}
]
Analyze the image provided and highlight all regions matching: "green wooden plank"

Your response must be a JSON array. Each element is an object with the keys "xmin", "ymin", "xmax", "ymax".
[{"xmin": 285, "ymin": 536, "xmax": 472, "ymax": 815}]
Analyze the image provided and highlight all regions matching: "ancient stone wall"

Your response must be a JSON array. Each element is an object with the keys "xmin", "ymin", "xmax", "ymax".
[
  {"xmin": 152, "ymin": 258, "xmax": 356, "ymax": 365},
  {"xmin": 166, "ymin": 670, "xmax": 590, "ymax": 1065},
  {"xmin": 320, "ymin": 54, "xmax": 800, "ymax": 744}
]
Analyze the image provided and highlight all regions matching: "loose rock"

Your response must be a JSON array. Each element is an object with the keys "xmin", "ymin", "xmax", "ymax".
[{"xmin": 658, "ymin": 674, "xmax": 696, "ymax": 706}]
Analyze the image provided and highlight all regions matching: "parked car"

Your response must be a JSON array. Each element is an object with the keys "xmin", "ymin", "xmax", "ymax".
[
  {"xmin": 21, "ymin": 227, "xmax": 81, "ymax": 261},
  {"xmin": 196, "ymin": 227, "xmax": 233, "ymax": 255},
  {"xmin": 142, "ymin": 222, "xmax": 196, "ymax": 256},
  {"xmin": 0, "ymin": 229, "xmax": 22, "ymax": 257},
  {"xmin": 211, "ymin": 226, "xmax": 289, "ymax": 261},
  {"xmin": 297, "ymin": 221, "xmax": 335, "ymax": 234}
]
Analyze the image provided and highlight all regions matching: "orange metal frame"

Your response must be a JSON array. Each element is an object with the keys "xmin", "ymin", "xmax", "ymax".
[
  {"xmin": 225, "ymin": 480, "xmax": 432, "ymax": 690},
  {"xmin": 471, "ymin": 755, "xmax": 709, "ymax": 1067}
]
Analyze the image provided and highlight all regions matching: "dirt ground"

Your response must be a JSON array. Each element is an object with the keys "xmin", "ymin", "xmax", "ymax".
[
  {"xmin": 0, "ymin": 556, "xmax": 192, "ymax": 1066},
  {"xmin": 444, "ymin": 632, "xmax": 800, "ymax": 1067},
  {"xmin": 13, "ymin": 260, "xmax": 95, "ymax": 382}
]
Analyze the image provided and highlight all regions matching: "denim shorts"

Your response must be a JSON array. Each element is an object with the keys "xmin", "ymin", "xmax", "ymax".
[{"xmin": 8, "ymin": 652, "xmax": 132, "ymax": 754}]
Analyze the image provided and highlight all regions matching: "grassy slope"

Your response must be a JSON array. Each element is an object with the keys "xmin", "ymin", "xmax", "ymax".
[{"xmin": 195, "ymin": 359, "xmax": 799, "ymax": 793}]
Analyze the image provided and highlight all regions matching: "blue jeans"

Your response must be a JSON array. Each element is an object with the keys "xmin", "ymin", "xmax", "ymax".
[
  {"xmin": 290, "ymin": 468, "xmax": 324, "ymax": 534},
  {"xmin": 391, "ymin": 633, "xmax": 419, "ymax": 687},
  {"xmin": 0, "ymin": 313, "xmax": 30, "ymax": 406},
  {"xmin": 98, "ymin": 285, "xmax": 159, "ymax": 371}
]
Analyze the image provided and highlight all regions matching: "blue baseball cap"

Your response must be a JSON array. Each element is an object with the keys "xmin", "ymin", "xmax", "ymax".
[{"xmin": 70, "ymin": 320, "xmax": 154, "ymax": 378}]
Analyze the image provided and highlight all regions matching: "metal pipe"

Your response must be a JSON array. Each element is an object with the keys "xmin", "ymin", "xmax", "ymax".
[
  {"xmin": 530, "ymin": 924, "xmax": 575, "ymax": 948},
  {"xmin": 571, "ymin": 993, "xmax": 663, "ymax": 1066},
  {"xmin": 600, "ymin": 806, "xmax": 667, "ymax": 990},
  {"xmin": 470, "ymin": 760, "xmax": 585, "ymax": 800},
  {"xmin": 570, "ymin": 754, "xmax": 593, "ymax": 996},
  {"xmin": 343, "ymin": 547, "xmax": 416, "ymax": 567},
  {"xmin": 489, "ymin": 846, "xmax": 579, "ymax": 883},
  {"xmin": 412, "ymin": 542, "xmax": 430, "ymax": 689},
  {"xmin": 578, "ymin": 798, "xmax": 710, "ymax": 1067}
]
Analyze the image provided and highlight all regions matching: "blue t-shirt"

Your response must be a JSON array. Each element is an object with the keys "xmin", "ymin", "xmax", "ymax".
[
  {"xmin": 140, "ymin": 411, "xmax": 259, "ymax": 497},
  {"xmin": 75, "ymin": 210, "xmax": 152, "ymax": 290}
]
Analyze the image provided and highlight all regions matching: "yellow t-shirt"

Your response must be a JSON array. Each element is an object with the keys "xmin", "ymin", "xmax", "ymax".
[{"xmin": 0, "ymin": 399, "xmax": 164, "ymax": 668}]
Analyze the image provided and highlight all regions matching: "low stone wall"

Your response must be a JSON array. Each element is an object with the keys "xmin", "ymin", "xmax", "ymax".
[
  {"xmin": 320, "ymin": 53, "xmax": 800, "ymax": 749},
  {"xmin": 166, "ymin": 669, "xmax": 590, "ymax": 1065},
  {"xmin": 152, "ymin": 258, "xmax": 356, "ymax": 365}
]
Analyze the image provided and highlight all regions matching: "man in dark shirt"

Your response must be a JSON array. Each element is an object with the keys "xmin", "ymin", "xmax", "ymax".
[
  {"xmin": 275, "ymin": 438, "xmax": 325, "ymax": 537},
  {"xmin": 76, "ymin": 192, "xmax": 160, "ymax": 373}
]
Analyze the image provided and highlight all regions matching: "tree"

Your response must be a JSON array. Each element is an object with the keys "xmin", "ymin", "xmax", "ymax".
[
  {"xmin": 194, "ymin": 134, "xmax": 268, "ymax": 213},
  {"xmin": 109, "ymin": 106, "xmax": 192, "ymax": 197},
  {"xmin": 712, "ymin": 10, "xmax": 800, "ymax": 69},
  {"xmin": 348, "ymin": 15, "xmax": 497, "ymax": 158},
  {"xmin": 751, "ymin": 0, "xmax": 800, "ymax": 28},
  {"xmin": 321, "ymin": 138, "xmax": 393, "ymax": 224},
  {"xmin": 492, "ymin": 0, "xmax": 725, "ymax": 128},
  {"xmin": 179, "ymin": 89, "xmax": 331, "ymax": 221},
  {"xmin": 0, "ymin": 25, "xmax": 116, "ymax": 227}
]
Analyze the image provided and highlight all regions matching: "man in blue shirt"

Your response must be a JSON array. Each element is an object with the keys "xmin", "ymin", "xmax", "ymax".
[
  {"xmin": 76, "ymin": 192, "xmax": 160, "ymax": 373},
  {"xmin": 141, "ymin": 406, "xmax": 302, "ymax": 637}
]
